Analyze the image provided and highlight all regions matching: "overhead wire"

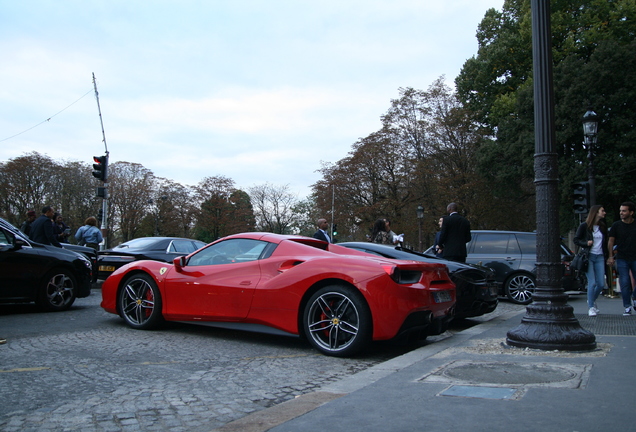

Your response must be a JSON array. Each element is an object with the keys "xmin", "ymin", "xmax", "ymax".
[{"xmin": 0, "ymin": 88, "xmax": 94, "ymax": 143}]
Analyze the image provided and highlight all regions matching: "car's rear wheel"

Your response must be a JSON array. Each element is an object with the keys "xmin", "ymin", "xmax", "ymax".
[
  {"xmin": 303, "ymin": 285, "xmax": 372, "ymax": 357},
  {"xmin": 37, "ymin": 269, "xmax": 77, "ymax": 311},
  {"xmin": 505, "ymin": 273, "xmax": 535, "ymax": 304},
  {"xmin": 118, "ymin": 273, "xmax": 164, "ymax": 329}
]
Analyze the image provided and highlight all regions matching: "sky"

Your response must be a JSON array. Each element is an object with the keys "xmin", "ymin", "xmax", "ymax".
[{"xmin": 0, "ymin": 0, "xmax": 504, "ymax": 199}]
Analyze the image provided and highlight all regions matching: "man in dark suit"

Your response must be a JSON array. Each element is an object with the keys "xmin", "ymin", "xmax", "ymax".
[
  {"xmin": 438, "ymin": 203, "xmax": 471, "ymax": 263},
  {"xmin": 313, "ymin": 218, "xmax": 331, "ymax": 243},
  {"xmin": 29, "ymin": 206, "xmax": 62, "ymax": 247}
]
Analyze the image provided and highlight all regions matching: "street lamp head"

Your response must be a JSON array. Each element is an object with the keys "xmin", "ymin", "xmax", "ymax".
[
  {"xmin": 416, "ymin": 205, "xmax": 424, "ymax": 219},
  {"xmin": 582, "ymin": 108, "xmax": 598, "ymax": 145}
]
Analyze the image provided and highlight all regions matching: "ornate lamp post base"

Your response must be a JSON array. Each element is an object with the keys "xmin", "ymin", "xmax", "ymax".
[{"xmin": 507, "ymin": 299, "xmax": 597, "ymax": 351}]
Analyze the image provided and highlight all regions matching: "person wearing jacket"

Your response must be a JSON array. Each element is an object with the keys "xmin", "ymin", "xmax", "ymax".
[
  {"xmin": 75, "ymin": 216, "xmax": 103, "ymax": 251},
  {"xmin": 574, "ymin": 205, "xmax": 608, "ymax": 317}
]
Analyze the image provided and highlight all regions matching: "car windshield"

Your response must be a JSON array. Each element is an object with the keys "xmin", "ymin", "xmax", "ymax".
[{"xmin": 115, "ymin": 238, "xmax": 161, "ymax": 249}]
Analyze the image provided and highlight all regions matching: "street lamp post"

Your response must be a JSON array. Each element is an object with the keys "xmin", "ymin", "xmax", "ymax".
[
  {"xmin": 416, "ymin": 205, "xmax": 424, "ymax": 252},
  {"xmin": 583, "ymin": 108, "xmax": 599, "ymax": 207},
  {"xmin": 506, "ymin": 0, "xmax": 595, "ymax": 351}
]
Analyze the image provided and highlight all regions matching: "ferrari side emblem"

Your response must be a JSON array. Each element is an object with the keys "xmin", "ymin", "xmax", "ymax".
[{"xmin": 160, "ymin": 267, "xmax": 167, "ymax": 275}]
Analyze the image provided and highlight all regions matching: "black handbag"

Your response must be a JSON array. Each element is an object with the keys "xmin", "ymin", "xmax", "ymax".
[{"xmin": 571, "ymin": 248, "xmax": 589, "ymax": 273}]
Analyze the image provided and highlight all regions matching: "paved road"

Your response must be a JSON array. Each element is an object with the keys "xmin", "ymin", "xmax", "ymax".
[{"xmin": 3, "ymin": 288, "xmax": 484, "ymax": 432}]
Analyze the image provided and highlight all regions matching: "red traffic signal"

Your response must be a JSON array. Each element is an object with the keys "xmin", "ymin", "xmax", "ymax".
[{"xmin": 92, "ymin": 155, "xmax": 108, "ymax": 182}]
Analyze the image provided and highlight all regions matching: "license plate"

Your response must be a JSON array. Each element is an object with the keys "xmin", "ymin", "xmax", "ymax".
[
  {"xmin": 433, "ymin": 290, "xmax": 452, "ymax": 303},
  {"xmin": 99, "ymin": 265, "xmax": 116, "ymax": 272}
]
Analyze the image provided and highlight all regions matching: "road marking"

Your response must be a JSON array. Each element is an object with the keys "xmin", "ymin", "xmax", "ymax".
[{"xmin": 0, "ymin": 367, "xmax": 50, "ymax": 373}]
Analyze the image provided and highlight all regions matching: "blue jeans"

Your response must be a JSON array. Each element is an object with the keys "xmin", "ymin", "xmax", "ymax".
[
  {"xmin": 616, "ymin": 259, "xmax": 636, "ymax": 308},
  {"xmin": 586, "ymin": 253, "xmax": 605, "ymax": 308}
]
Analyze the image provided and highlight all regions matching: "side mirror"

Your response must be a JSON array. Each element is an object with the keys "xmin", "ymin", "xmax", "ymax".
[{"xmin": 173, "ymin": 256, "xmax": 186, "ymax": 272}]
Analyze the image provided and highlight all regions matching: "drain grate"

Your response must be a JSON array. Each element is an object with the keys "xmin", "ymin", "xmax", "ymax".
[{"xmin": 575, "ymin": 314, "xmax": 636, "ymax": 335}]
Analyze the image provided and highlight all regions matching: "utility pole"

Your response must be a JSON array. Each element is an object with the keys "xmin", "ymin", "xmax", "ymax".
[{"xmin": 93, "ymin": 73, "xmax": 110, "ymax": 250}]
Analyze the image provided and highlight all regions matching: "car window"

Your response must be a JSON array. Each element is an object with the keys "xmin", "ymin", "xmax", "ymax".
[
  {"xmin": 0, "ymin": 229, "xmax": 11, "ymax": 246},
  {"xmin": 169, "ymin": 240, "xmax": 200, "ymax": 253},
  {"xmin": 515, "ymin": 234, "xmax": 536, "ymax": 255},
  {"xmin": 187, "ymin": 239, "xmax": 269, "ymax": 266},
  {"xmin": 472, "ymin": 233, "xmax": 511, "ymax": 254}
]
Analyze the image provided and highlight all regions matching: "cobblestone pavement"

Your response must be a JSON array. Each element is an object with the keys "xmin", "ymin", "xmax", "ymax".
[{"xmin": 3, "ymin": 288, "xmax": 479, "ymax": 432}]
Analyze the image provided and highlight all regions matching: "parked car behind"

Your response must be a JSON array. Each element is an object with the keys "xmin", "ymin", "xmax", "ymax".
[
  {"xmin": 428, "ymin": 230, "xmax": 579, "ymax": 304},
  {"xmin": 98, "ymin": 237, "xmax": 207, "ymax": 279},
  {"xmin": 0, "ymin": 217, "xmax": 92, "ymax": 311},
  {"xmin": 338, "ymin": 242, "xmax": 498, "ymax": 318}
]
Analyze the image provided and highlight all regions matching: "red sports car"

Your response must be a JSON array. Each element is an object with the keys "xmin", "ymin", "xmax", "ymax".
[{"xmin": 101, "ymin": 233, "xmax": 456, "ymax": 357}]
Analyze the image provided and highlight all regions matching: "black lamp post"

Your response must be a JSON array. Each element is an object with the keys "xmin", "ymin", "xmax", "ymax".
[
  {"xmin": 416, "ymin": 205, "xmax": 424, "ymax": 252},
  {"xmin": 506, "ymin": 0, "xmax": 596, "ymax": 351},
  {"xmin": 583, "ymin": 108, "xmax": 599, "ymax": 207}
]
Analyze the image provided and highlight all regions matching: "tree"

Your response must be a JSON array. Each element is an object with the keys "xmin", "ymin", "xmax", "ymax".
[
  {"xmin": 248, "ymin": 183, "xmax": 298, "ymax": 234},
  {"xmin": 455, "ymin": 0, "xmax": 636, "ymax": 231},
  {"xmin": 193, "ymin": 176, "xmax": 254, "ymax": 242},
  {"xmin": 107, "ymin": 161, "xmax": 155, "ymax": 243},
  {"xmin": 0, "ymin": 152, "xmax": 59, "ymax": 226}
]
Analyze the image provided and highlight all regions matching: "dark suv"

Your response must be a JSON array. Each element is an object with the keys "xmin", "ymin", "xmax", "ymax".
[{"xmin": 462, "ymin": 231, "xmax": 578, "ymax": 304}]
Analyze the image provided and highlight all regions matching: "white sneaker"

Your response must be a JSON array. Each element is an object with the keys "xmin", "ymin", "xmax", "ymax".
[
  {"xmin": 624, "ymin": 307, "xmax": 632, "ymax": 316},
  {"xmin": 588, "ymin": 307, "xmax": 597, "ymax": 317}
]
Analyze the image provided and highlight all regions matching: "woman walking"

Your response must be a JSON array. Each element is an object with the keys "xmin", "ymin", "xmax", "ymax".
[
  {"xmin": 75, "ymin": 216, "xmax": 103, "ymax": 251},
  {"xmin": 574, "ymin": 205, "xmax": 608, "ymax": 316}
]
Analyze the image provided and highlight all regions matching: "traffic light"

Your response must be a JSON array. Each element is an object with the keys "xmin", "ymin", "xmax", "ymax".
[
  {"xmin": 92, "ymin": 155, "xmax": 108, "ymax": 182},
  {"xmin": 572, "ymin": 181, "xmax": 590, "ymax": 214},
  {"xmin": 332, "ymin": 224, "xmax": 338, "ymax": 237},
  {"xmin": 97, "ymin": 208, "xmax": 104, "ymax": 224}
]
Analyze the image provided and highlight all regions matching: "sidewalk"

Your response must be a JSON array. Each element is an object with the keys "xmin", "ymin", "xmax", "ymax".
[{"xmin": 213, "ymin": 293, "xmax": 636, "ymax": 432}]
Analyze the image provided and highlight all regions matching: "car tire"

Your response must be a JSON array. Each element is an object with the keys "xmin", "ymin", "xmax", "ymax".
[
  {"xmin": 118, "ymin": 273, "xmax": 164, "ymax": 330},
  {"xmin": 36, "ymin": 268, "xmax": 77, "ymax": 312},
  {"xmin": 303, "ymin": 285, "xmax": 372, "ymax": 357},
  {"xmin": 505, "ymin": 273, "xmax": 535, "ymax": 304}
]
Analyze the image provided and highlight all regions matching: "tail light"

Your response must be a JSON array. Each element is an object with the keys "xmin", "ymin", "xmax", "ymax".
[{"xmin": 381, "ymin": 265, "xmax": 422, "ymax": 284}]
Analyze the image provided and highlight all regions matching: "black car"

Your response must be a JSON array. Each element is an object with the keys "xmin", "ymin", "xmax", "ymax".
[
  {"xmin": 450, "ymin": 230, "xmax": 579, "ymax": 305},
  {"xmin": 98, "ymin": 237, "xmax": 207, "ymax": 279},
  {"xmin": 0, "ymin": 217, "xmax": 93, "ymax": 311},
  {"xmin": 338, "ymin": 242, "xmax": 499, "ymax": 319}
]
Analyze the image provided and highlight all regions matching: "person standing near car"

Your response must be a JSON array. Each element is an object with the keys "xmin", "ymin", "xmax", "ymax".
[
  {"xmin": 75, "ymin": 216, "xmax": 103, "ymax": 251},
  {"xmin": 29, "ymin": 206, "xmax": 62, "ymax": 247},
  {"xmin": 574, "ymin": 205, "xmax": 608, "ymax": 317},
  {"xmin": 432, "ymin": 217, "xmax": 444, "ymax": 257},
  {"xmin": 438, "ymin": 203, "xmax": 471, "ymax": 263},
  {"xmin": 607, "ymin": 202, "xmax": 636, "ymax": 316},
  {"xmin": 19, "ymin": 210, "xmax": 36, "ymax": 237},
  {"xmin": 312, "ymin": 218, "xmax": 331, "ymax": 243}
]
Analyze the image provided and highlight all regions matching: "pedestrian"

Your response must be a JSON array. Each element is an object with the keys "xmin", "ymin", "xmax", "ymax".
[
  {"xmin": 19, "ymin": 210, "xmax": 37, "ymax": 237},
  {"xmin": 607, "ymin": 201, "xmax": 636, "ymax": 316},
  {"xmin": 437, "ymin": 203, "xmax": 471, "ymax": 263},
  {"xmin": 75, "ymin": 216, "xmax": 103, "ymax": 250},
  {"xmin": 385, "ymin": 219, "xmax": 404, "ymax": 245},
  {"xmin": 574, "ymin": 205, "xmax": 608, "ymax": 317},
  {"xmin": 54, "ymin": 213, "xmax": 71, "ymax": 243},
  {"xmin": 312, "ymin": 218, "xmax": 331, "ymax": 243},
  {"xmin": 432, "ymin": 217, "xmax": 444, "ymax": 257},
  {"xmin": 29, "ymin": 206, "xmax": 62, "ymax": 247},
  {"xmin": 370, "ymin": 218, "xmax": 392, "ymax": 244}
]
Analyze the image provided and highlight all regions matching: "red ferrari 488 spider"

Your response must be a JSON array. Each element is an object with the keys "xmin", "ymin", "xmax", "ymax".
[{"xmin": 101, "ymin": 233, "xmax": 456, "ymax": 356}]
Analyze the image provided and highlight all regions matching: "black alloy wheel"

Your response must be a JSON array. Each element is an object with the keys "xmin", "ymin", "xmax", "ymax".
[
  {"xmin": 118, "ymin": 273, "xmax": 164, "ymax": 329},
  {"xmin": 37, "ymin": 269, "xmax": 77, "ymax": 311},
  {"xmin": 505, "ymin": 273, "xmax": 536, "ymax": 304},
  {"xmin": 303, "ymin": 285, "xmax": 372, "ymax": 357}
]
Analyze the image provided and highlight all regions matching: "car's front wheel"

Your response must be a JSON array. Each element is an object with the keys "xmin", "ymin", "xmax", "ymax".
[
  {"xmin": 505, "ymin": 273, "xmax": 535, "ymax": 304},
  {"xmin": 118, "ymin": 273, "xmax": 164, "ymax": 329},
  {"xmin": 37, "ymin": 269, "xmax": 77, "ymax": 311},
  {"xmin": 303, "ymin": 285, "xmax": 372, "ymax": 357}
]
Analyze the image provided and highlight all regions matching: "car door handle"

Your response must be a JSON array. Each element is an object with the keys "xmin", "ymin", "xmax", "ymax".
[
  {"xmin": 240, "ymin": 281, "xmax": 252, "ymax": 286},
  {"xmin": 505, "ymin": 257, "xmax": 516, "ymax": 261}
]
